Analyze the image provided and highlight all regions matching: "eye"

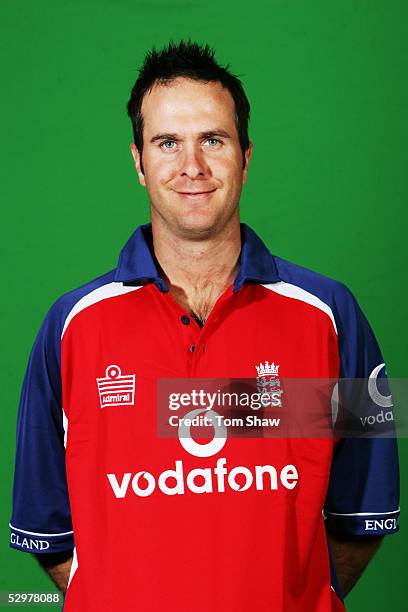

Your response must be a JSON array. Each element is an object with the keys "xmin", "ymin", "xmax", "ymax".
[
  {"xmin": 205, "ymin": 138, "xmax": 222, "ymax": 147},
  {"xmin": 160, "ymin": 140, "xmax": 177, "ymax": 150}
]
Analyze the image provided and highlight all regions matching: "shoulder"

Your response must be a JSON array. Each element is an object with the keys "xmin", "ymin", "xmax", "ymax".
[
  {"xmin": 274, "ymin": 256, "xmax": 360, "ymax": 309},
  {"xmin": 274, "ymin": 256, "xmax": 350, "ymax": 304},
  {"xmin": 272, "ymin": 256, "xmax": 365, "ymax": 336},
  {"xmin": 39, "ymin": 269, "xmax": 118, "ymax": 341}
]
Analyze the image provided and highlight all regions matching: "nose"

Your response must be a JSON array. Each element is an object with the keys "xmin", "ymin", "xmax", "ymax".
[{"xmin": 179, "ymin": 144, "xmax": 210, "ymax": 179}]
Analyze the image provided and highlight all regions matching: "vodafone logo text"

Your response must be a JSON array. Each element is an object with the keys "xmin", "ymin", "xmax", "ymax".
[
  {"xmin": 106, "ymin": 408, "xmax": 299, "ymax": 499},
  {"xmin": 107, "ymin": 458, "xmax": 298, "ymax": 498}
]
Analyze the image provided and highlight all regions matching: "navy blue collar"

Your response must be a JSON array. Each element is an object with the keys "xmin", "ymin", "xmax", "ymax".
[{"xmin": 114, "ymin": 222, "xmax": 280, "ymax": 292}]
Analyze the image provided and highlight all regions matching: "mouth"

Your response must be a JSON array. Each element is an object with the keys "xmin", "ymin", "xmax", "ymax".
[{"xmin": 174, "ymin": 189, "xmax": 217, "ymax": 200}]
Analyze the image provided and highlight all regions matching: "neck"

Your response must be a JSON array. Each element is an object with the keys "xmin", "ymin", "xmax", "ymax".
[{"xmin": 151, "ymin": 217, "xmax": 241, "ymax": 321}]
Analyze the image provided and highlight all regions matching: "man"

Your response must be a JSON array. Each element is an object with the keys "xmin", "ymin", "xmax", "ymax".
[{"xmin": 9, "ymin": 40, "xmax": 399, "ymax": 611}]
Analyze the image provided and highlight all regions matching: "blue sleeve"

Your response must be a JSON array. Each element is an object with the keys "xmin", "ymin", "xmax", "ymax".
[
  {"xmin": 324, "ymin": 286, "xmax": 400, "ymax": 536},
  {"xmin": 9, "ymin": 301, "xmax": 74, "ymax": 554}
]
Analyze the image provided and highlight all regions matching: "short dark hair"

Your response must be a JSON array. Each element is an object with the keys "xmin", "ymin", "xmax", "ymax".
[{"xmin": 126, "ymin": 40, "xmax": 251, "ymax": 173}]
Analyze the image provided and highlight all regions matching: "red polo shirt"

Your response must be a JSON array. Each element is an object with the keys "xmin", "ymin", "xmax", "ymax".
[{"xmin": 10, "ymin": 223, "xmax": 400, "ymax": 611}]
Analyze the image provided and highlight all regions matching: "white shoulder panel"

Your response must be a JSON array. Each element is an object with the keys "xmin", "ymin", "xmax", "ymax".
[
  {"xmin": 61, "ymin": 282, "xmax": 143, "ymax": 339},
  {"xmin": 262, "ymin": 281, "xmax": 337, "ymax": 335}
]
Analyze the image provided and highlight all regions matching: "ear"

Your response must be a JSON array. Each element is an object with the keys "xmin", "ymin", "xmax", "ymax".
[
  {"xmin": 242, "ymin": 142, "xmax": 253, "ymax": 185},
  {"xmin": 130, "ymin": 144, "xmax": 146, "ymax": 187}
]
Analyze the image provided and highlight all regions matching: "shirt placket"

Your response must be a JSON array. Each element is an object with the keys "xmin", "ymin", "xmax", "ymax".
[{"xmin": 163, "ymin": 286, "xmax": 234, "ymax": 378}]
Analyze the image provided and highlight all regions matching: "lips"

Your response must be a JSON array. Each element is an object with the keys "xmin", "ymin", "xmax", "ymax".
[{"xmin": 174, "ymin": 188, "xmax": 216, "ymax": 200}]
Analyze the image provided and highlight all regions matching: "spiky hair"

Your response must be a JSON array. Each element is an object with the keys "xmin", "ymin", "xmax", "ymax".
[{"xmin": 127, "ymin": 39, "xmax": 250, "ymax": 171}]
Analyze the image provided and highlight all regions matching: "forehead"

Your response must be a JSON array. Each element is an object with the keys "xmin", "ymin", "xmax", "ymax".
[{"xmin": 140, "ymin": 77, "xmax": 236, "ymax": 134}]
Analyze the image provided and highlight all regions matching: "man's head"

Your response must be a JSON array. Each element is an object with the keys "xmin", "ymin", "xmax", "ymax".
[{"xmin": 127, "ymin": 40, "xmax": 253, "ymax": 239}]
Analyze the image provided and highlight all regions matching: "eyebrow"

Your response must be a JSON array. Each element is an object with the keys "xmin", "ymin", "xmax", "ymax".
[{"xmin": 149, "ymin": 129, "xmax": 232, "ymax": 143}]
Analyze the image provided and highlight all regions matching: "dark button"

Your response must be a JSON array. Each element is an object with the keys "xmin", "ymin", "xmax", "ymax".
[
  {"xmin": 189, "ymin": 344, "xmax": 196, "ymax": 353},
  {"xmin": 181, "ymin": 315, "xmax": 190, "ymax": 325}
]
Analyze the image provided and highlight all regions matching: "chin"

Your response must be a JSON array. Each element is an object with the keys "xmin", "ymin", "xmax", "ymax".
[{"xmin": 175, "ymin": 214, "xmax": 223, "ymax": 239}]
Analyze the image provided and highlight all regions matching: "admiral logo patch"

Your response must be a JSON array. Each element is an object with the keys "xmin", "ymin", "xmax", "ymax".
[{"xmin": 96, "ymin": 365, "xmax": 136, "ymax": 408}]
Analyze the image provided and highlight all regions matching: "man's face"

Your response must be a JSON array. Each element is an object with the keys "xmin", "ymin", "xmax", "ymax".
[{"xmin": 130, "ymin": 77, "xmax": 252, "ymax": 239}]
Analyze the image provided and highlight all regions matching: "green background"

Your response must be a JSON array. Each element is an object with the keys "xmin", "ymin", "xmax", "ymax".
[{"xmin": 1, "ymin": 0, "xmax": 406, "ymax": 609}]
